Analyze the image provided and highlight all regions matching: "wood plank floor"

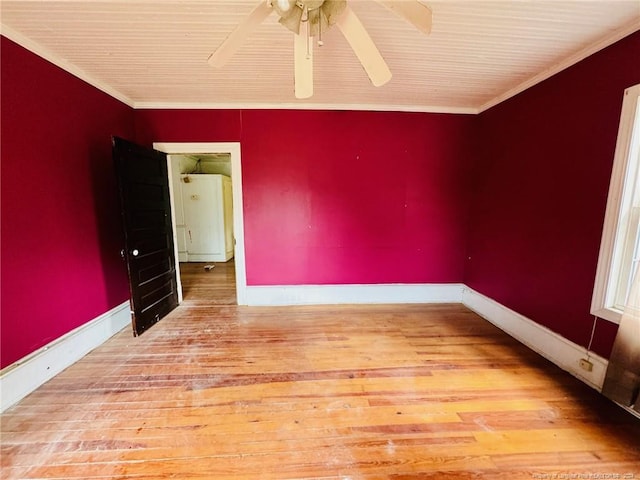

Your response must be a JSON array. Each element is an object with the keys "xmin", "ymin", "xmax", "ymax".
[
  {"xmin": 2, "ymin": 288, "xmax": 640, "ymax": 478},
  {"xmin": 179, "ymin": 260, "xmax": 237, "ymax": 306}
]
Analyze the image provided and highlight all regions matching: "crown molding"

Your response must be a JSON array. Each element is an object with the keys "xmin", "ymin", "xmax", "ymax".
[
  {"xmin": 133, "ymin": 101, "xmax": 478, "ymax": 114},
  {"xmin": 1, "ymin": 24, "xmax": 135, "ymax": 108},
  {"xmin": 478, "ymin": 19, "xmax": 640, "ymax": 114}
]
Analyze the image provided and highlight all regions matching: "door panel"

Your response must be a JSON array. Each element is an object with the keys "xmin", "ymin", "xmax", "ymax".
[{"xmin": 113, "ymin": 137, "xmax": 178, "ymax": 336}]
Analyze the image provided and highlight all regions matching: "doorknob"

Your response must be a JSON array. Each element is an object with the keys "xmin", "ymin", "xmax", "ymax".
[{"xmin": 131, "ymin": 249, "xmax": 139, "ymax": 257}]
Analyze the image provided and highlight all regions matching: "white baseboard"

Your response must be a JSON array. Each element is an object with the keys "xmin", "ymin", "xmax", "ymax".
[
  {"xmin": 0, "ymin": 301, "xmax": 131, "ymax": 413},
  {"xmin": 3, "ymin": 288, "xmax": 632, "ymax": 417},
  {"xmin": 461, "ymin": 287, "xmax": 608, "ymax": 391},
  {"xmin": 243, "ymin": 283, "xmax": 465, "ymax": 306}
]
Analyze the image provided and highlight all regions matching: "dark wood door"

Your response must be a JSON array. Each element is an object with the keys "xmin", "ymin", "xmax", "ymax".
[{"xmin": 113, "ymin": 136, "xmax": 178, "ymax": 336}]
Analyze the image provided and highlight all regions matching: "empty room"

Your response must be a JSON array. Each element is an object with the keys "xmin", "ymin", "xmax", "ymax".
[{"xmin": 1, "ymin": 1, "xmax": 640, "ymax": 478}]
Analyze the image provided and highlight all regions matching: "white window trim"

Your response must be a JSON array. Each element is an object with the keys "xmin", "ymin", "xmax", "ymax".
[{"xmin": 591, "ymin": 84, "xmax": 640, "ymax": 324}]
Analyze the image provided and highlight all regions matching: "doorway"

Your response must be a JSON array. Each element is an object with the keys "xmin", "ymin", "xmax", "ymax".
[{"xmin": 153, "ymin": 142, "xmax": 247, "ymax": 306}]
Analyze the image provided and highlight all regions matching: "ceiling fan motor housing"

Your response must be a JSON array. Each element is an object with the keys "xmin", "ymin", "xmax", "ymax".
[{"xmin": 274, "ymin": 0, "xmax": 346, "ymax": 37}]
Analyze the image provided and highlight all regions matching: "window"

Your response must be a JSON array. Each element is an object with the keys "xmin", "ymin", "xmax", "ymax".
[{"xmin": 592, "ymin": 83, "xmax": 640, "ymax": 324}]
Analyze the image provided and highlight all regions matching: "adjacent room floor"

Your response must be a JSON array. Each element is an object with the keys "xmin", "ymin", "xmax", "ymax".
[
  {"xmin": 179, "ymin": 260, "xmax": 237, "ymax": 306},
  {"xmin": 2, "ymin": 265, "xmax": 639, "ymax": 478}
]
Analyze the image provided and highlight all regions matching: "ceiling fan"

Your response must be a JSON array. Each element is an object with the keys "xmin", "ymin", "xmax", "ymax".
[{"xmin": 208, "ymin": 0, "xmax": 432, "ymax": 99}]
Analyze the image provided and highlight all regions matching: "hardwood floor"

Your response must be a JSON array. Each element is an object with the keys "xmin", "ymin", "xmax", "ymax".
[
  {"xmin": 2, "ymin": 283, "xmax": 640, "ymax": 478},
  {"xmin": 179, "ymin": 260, "xmax": 237, "ymax": 306}
]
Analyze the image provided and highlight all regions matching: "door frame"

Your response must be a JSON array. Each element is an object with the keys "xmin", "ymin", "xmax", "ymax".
[{"xmin": 153, "ymin": 142, "xmax": 247, "ymax": 305}]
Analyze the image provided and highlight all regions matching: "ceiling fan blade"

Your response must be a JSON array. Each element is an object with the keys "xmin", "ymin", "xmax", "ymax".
[
  {"xmin": 375, "ymin": 0, "xmax": 432, "ymax": 35},
  {"xmin": 336, "ymin": 6, "xmax": 392, "ymax": 87},
  {"xmin": 208, "ymin": 1, "xmax": 273, "ymax": 68},
  {"xmin": 294, "ymin": 28, "xmax": 313, "ymax": 99}
]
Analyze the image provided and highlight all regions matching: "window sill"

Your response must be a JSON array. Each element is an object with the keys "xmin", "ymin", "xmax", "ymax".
[{"xmin": 590, "ymin": 306, "xmax": 622, "ymax": 325}]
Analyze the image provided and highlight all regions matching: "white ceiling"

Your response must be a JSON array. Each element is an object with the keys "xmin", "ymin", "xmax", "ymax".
[{"xmin": 1, "ymin": 0, "xmax": 639, "ymax": 113}]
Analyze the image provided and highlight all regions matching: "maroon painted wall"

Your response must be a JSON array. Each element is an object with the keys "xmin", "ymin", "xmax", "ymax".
[
  {"xmin": 135, "ymin": 109, "xmax": 476, "ymax": 285},
  {"xmin": 466, "ymin": 31, "xmax": 640, "ymax": 358},
  {"xmin": 1, "ymin": 37, "xmax": 134, "ymax": 368}
]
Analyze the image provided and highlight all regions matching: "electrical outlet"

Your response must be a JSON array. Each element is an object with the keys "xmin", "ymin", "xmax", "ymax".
[{"xmin": 579, "ymin": 358, "xmax": 594, "ymax": 372}]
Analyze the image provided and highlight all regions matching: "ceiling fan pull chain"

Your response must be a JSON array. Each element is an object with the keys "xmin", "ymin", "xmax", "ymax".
[{"xmin": 305, "ymin": 7, "xmax": 311, "ymax": 59}]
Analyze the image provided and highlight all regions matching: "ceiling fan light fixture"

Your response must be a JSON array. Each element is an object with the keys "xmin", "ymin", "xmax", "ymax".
[
  {"xmin": 276, "ymin": 0, "xmax": 293, "ymax": 11},
  {"xmin": 278, "ymin": 4, "xmax": 304, "ymax": 34},
  {"xmin": 321, "ymin": 0, "xmax": 347, "ymax": 27}
]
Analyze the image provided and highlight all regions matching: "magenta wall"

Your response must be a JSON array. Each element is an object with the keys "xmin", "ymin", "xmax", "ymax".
[
  {"xmin": 466, "ymin": 31, "xmax": 640, "ymax": 358},
  {"xmin": 135, "ymin": 109, "xmax": 476, "ymax": 285},
  {"xmin": 1, "ymin": 37, "xmax": 134, "ymax": 368},
  {"xmin": 5, "ymin": 27, "xmax": 636, "ymax": 370}
]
